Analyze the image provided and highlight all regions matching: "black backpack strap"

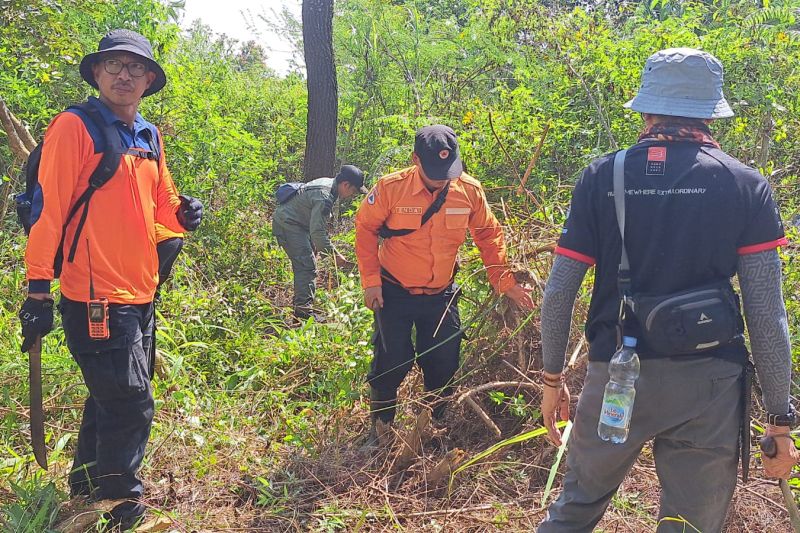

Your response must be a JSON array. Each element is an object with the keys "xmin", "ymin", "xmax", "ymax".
[
  {"xmin": 612, "ymin": 149, "xmax": 631, "ymax": 297},
  {"xmin": 379, "ymin": 180, "xmax": 451, "ymax": 239},
  {"xmin": 23, "ymin": 144, "xmax": 43, "ymax": 199},
  {"xmin": 60, "ymin": 102, "xmax": 123, "ymax": 268},
  {"xmin": 138, "ymin": 126, "xmax": 161, "ymax": 161}
]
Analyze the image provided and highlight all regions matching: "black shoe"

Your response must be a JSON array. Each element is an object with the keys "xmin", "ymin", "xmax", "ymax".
[
  {"xmin": 101, "ymin": 501, "xmax": 145, "ymax": 532},
  {"xmin": 362, "ymin": 420, "xmax": 380, "ymax": 448},
  {"xmin": 361, "ymin": 418, "xmax": 393, "ymax": 449},
  {"xmin": 293, "ymin": 308, "xmax": 324, "ymax": 323}
]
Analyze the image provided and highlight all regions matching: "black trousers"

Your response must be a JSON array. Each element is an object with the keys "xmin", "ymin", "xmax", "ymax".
[
  {"xmin": 366, "ymin": 281, "xmax": 462, "ymax": 422},
  {"xmin": 60, "ymin": 296, "xmax": 154, "ymax": 524}
]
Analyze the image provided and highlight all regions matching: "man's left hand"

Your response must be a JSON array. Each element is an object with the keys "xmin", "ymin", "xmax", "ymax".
[
  {"xmin": 178, "ymin": 195, "xmax": 203, "ymax": 231},
  {"xmin": 541, "ymin": 377, "xmax": 571, "ymax": 446},
  {"xmin": 504, "ymin": 283, "xmax": 534, "ymax": 310}
]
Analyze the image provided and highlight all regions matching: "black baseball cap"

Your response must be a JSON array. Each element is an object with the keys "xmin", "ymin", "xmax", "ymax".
[
  {"xmin": 79, "ymin": 29, "xmax": 167, "ymax": 97},
  {"xmin": 335, "ymin": 165, "xmax": 368, "ymax": 193},
  {"xmin": 414, "ymin": 125, "xmax": 463, "ymax": 181}
]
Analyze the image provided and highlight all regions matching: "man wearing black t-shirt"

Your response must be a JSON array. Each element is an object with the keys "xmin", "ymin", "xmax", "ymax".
[{"xmin": 537, "ymin": 48, "xmax": 797, "ymax": 532}]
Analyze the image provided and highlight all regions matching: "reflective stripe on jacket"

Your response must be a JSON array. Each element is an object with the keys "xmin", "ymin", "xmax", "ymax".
[{"xmin": 355, "ymin": 166, "xmax": 515, "ymax": 295}]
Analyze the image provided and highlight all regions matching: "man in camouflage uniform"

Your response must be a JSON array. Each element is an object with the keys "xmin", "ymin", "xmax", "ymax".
[{"xmin": 273, "ymin": 165, "xmax": 367, "ymax": 319}]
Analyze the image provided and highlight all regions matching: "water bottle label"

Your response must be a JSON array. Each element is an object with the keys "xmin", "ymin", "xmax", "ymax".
[{"xmin": 600, "ymin": 398, "xmax": 629, "ymax": 428}]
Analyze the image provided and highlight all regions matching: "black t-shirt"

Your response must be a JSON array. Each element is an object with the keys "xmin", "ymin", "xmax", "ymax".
[{"xmin": 556, "ymin": 140, "xmax": 787, "ymax": 362}]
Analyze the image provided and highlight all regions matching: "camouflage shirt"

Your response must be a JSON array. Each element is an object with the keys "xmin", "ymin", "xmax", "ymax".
[{"xmin": 275, "ymin": 177, "xmax": 338, "ymax": 252}]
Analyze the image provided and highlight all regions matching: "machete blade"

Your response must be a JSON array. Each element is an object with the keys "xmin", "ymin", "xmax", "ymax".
[{"xmin": 28, "ymin": 337, "xmax": 48, "ymax": 470}]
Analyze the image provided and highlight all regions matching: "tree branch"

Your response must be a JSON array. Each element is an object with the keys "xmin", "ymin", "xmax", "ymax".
[{"xmin": 0, "ymin": 98, "xmax": 31, "ymax": 161}]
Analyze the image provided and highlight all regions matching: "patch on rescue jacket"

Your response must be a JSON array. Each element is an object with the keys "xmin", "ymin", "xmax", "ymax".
[
  {"xmin": 445, "ymin": 208, "xmax": 470, "ymax": 215},
  {"xmin": 394, "ymin": 206, "xmax": 423, "ymax": 214}
]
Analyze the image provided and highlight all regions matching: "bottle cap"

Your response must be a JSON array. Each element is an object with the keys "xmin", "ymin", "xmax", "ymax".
[{"xmin": 622, "ymin": 336, "xmax": 638, "ymax": 347}]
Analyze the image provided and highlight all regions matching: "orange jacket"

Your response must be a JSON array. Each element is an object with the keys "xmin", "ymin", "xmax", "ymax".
[
  {"xmin": 355, "ymin": 166, "xmax": 515, "ymax": 295},
  {"xmin": 154, "ymin": 166, "xmax": 185, "ymax": 243},
  {"xmin": 25, "ymin": 99, "xmax": 184, "ymax": 304},
  {"xmin": 155, "ymin": 224, "xmax": 184, "ymax": 243}
]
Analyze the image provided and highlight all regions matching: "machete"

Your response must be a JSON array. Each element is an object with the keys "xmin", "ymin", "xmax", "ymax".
[
  {"xmin": 28, "ymin": 336, "xmax": 48, "ymax": 470},
  {"xmin": 373, "ymin": 301, "xmax": 388, "ymax": 353},
  {"xmin": 760, "ymin": 435, "xmax": 799, "ymax": 533}
]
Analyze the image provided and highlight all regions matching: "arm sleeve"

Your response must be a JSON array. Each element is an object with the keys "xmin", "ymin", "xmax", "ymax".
[
  {"xmin": 24, "ymin": 113, "xmax": 88, "ymax": 290},
  {"xmin": 554, "ymin": 167, "xmax": 598, "ymax": 266},
  {"xmin": 468, "ymin": 185, "xmax": 516, "ymax": 294},
  {"xmin": 154, "ymin": 131, "xmax": 184, "ymax": 233},
  {"xmin": 541, "ymin": 255, "xmax": 590, "ymax": 374},
  {"xmin": 309, "ymin": 192, "xmax": 334, "ymax": 253},
  {"xmin": 737, "ymin": 249, "xmax": 792, "ymax": 414},
  {"xmin": 355, "ymin": 184, "xmax": 390, "ymax": 288}
]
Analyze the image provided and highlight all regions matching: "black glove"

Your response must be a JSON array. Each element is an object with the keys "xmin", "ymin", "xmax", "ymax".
[
  {"xmin": 177, "ymin": 195, "xmax": 203, "ymax": 231},
  {"xmin": 19, "ymin": 297, "xmax": 54, "ymax": 353}
]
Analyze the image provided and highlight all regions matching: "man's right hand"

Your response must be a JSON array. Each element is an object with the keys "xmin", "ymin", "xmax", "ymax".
[
  {"xmin": 364, "ymin": 286, "xmax": 383, "ymax": 310},
  {"xmin": 762, "ymin": 427, "xmax": 799, "ymax": 479},
  {"xmin": 19, "ymin": 295, "xmax": 54, "ymax": 353}
]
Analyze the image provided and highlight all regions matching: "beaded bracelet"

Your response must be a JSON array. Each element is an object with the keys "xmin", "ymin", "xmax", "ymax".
[{"xmin": 542, "ymin": 375, "xmax": 564, "ymax": 389}]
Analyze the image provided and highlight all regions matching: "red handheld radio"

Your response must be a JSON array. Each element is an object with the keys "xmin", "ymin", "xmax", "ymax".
[{"xmin": 86, "ymin": 241, "xmax": 109, "ymax": 340}]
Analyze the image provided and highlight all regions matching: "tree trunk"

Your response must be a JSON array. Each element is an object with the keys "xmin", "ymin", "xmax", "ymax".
[{"xmin": 302, "ymin": 0, "xmax": 338, "ymax": 181}]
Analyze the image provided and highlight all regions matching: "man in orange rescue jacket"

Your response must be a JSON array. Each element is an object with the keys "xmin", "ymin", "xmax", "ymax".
[
  {"xmin": 18, "ymin": 29, "xmax": 202, "ymax": 529},
  {"xmin": 355, "ymin": 125, "xmax": 534, "ymax": 442}
]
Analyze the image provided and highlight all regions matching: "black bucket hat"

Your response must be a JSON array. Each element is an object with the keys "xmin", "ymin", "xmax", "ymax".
[
  {"xmin": 414, "ymin": 125, "xmax": 463, "ymax": 180},
  {"xmin": 79, "ymin": 29, "xmax": 167, "ymax": 97}
]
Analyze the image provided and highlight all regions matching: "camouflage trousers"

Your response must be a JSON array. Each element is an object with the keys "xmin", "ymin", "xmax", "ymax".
[{"xmin": 272, "ymin": 215, "xmax": 316, "ymax": 315}]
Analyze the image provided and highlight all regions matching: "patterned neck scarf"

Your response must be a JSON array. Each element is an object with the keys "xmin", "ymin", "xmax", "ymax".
[{"xmin": 638, "ymin": 122, "xmax": 720, "ymax": 149}]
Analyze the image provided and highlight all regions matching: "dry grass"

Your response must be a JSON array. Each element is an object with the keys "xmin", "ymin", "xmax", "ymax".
[
  {"xmin": 132, "ymin": 314, "xmax": 793, "ymax": 532},
  {"xmin": 6, "ymin": 216, "xmax": 796, "ymax": 532}
]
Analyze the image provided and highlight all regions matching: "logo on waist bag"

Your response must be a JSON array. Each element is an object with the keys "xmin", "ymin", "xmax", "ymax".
[{"xmin": 697, "ymin": 312, "xmax": 713, "ymax": 325}]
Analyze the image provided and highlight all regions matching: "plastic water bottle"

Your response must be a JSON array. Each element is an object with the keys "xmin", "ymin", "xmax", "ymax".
[{"xmin": 597, "ymin": 336, "xmax": 640, "ymax": 444}]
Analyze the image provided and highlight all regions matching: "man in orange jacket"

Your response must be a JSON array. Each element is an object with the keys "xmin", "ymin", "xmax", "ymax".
[
  {"xmin": 355, "ymin": 125, "xmax": 534, "ymax": 441},
  {"xmin": 17, "ymin": 29, "xmax": 202, "ymax": 529}
]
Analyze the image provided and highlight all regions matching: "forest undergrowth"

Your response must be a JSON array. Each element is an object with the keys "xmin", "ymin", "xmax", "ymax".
[{"xmin": 2, "ymin": 208, "xmax": 796, "ymax": 531}]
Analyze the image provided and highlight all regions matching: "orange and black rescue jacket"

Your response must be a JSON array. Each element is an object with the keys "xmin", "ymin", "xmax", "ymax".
[
  {"xmin": 25, "ymin": 97, "xmax": 184, "ymax": 304},
  {"xmin": 355, "ymin": 166, "xmax": 516, "ymax": 295}
]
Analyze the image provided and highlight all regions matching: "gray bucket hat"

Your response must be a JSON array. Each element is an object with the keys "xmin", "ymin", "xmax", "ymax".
[
  {"xmin": 624, "ymin": 48, "xmax": 733, "ymax": 119},
  {"xmin": 79, "ymin": 29, "xmax": 167, "ymax": 97}
]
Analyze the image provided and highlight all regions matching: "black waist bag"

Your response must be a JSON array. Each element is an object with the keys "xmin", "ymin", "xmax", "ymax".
[
  {"xmin": 613, "ymin": 149, "xmax": 743, "ymax": 356},
  {"xmin": 628, "ymin": 280, "xmax": 743, "ymax": 356}
]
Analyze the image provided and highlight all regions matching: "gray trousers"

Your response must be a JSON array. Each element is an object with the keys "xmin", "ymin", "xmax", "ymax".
[
  {"xmin": 272, "ymin": 215, "xmax": 316, "ymax": 312},
  {"xmin": 539, "ymin": 356, "xmax": 743, "ymax": 533}
]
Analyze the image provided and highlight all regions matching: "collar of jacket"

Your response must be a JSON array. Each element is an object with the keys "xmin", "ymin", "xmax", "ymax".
[
  {"xmin": 329, "ymin": 181, "xmax": 338, "ymax": 203},
  {"xmin": 410, "ymin": 166, "xmax": 454, "ymax": 197},
  {"xmin": 88, "ymin": 96, "xmax": 147, "ymax": 129}
]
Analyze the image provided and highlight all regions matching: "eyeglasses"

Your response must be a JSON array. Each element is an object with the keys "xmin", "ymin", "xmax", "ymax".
[{"xmin": 102, "ymin": 58, "xmax": 148, "ymax": 78}]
